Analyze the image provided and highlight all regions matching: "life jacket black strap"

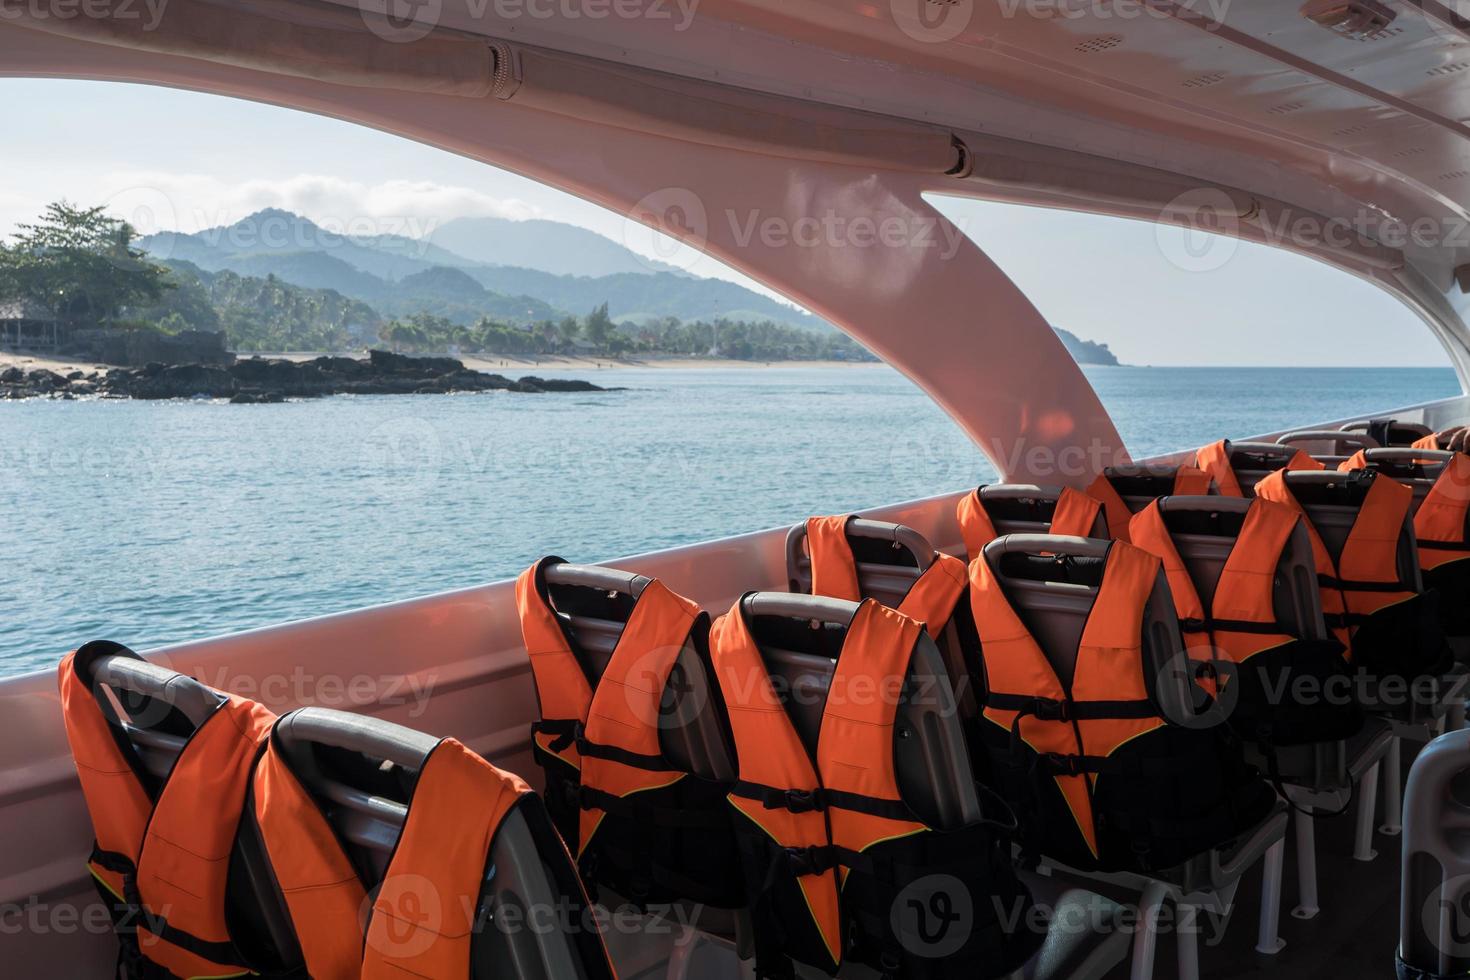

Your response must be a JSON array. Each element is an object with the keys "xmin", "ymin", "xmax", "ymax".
[
  {"xmin": 730, "ymin": 780, "xmax": 916, "ymax": 822},
  {"xmin": 1318, "ymin": 574, "xmax": 1411, "ymax": 593},
  {"xmin": 575, "ymin": 734, "xmax": 669, "ymax": 772},
  {"xmin": 1180, "ymin": 617, "xmax": 1294, "ymax": 636},
  {"xmin": 531, "ymin": 718, "xmax": 580, "ymax": 753},
  {"xmin": 1034, "ymin": 752, "xmax": 1192, "ymax": 778},
  {"xmin": 90, "ymin": 845, "xmax": 250, "ymax": 976},
  {"xmin": 986, "ymin": 692, "xmax": 1156, "ymax": 722},
  {"xmin": 577, "ymin": 785, "xmax": 726, "ymax": 829}
]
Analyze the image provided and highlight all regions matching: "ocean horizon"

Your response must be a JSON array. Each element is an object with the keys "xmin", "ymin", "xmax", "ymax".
[{"xmin": 2, "ymin": 363, "xmax": 1459, "ymax": 676}]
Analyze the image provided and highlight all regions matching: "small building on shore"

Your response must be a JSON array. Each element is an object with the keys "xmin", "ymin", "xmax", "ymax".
[{"xmin": 0, "ymin": 300, "xmax": 61, "ymax": 351}]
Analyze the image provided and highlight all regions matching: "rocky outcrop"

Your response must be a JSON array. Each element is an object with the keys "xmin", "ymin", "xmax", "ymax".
[{"xmin": 0, "ymin": 351, "xmax": 613, "ymax": 401}]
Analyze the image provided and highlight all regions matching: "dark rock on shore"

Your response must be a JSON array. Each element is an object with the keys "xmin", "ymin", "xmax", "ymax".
[{"xmin": 0, "ymin": 351, "xmax": 613, "ymax": 402}]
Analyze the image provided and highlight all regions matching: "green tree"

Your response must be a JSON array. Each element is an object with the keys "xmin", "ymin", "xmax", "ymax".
[
  {"xmin": 0, "ymin": 201, "xmax": 171, "ymax": 327},
  {"xmin": 582, "ymin": 302, "xmax": 615, "ymax": 353}
]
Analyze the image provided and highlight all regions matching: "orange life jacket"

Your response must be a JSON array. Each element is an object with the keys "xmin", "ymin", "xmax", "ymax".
[
  {"xmin": 1194, "ymin": 439, "xmax": 1323, "ymax": 498},
  {"xmin": 1340, "ymin": 450, "xmax": 1470, "ymax": 572},
  {"xmin": 1085, "ymin": 466, "xmax": 1213, "ymax": 542},
  {"xmin": 58, "ymin": 641, "xmax": 276, "ymax": 980},
  {"xmin": 1413, "ymin": 433, "xmax": 1443, "ymax": 451},
  {"xmin": 359, "ymin": 738, "xmax": 614, "ymax": 978},
  {"xmin": 251, "ymin": 731, "xmax": 370, "ymax": 979},
  {"xmin": 803, "ymin": 514, "xmax": 966, "ymax": 634},
  {"xmin": 1129, "ymin": 497, "xmax": 1302, "ymax": 665},
  {"xmin": 970, "ymin": 542, "xmax": 1164, "ymax": 860},
  {"xmin": 251, "ymin": 729, "xmax": 616, "ymax": 980},
  {"xmin": 1254, "ymin": 469, "xmax": 1415, "ymax": 655},
  {"xmin": 515, "ymin": 557, "xmax": 741, "ymax": 908},
  {"xmin": 968, "ymin": 541, "xmax": 1275, "ymax": 871},
  {"xmin": 709, "ymin": 597, "xmax": 1037, "ymax": 978},
  {"xmin": 955, "ymin": 485, "xmax": 1102, "ymax": 560}
]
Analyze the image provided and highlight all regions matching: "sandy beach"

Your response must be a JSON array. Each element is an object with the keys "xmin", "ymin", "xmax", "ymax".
[{"xmin": 0, "ymin": 349, "xmax": 873, "ymax": 375}]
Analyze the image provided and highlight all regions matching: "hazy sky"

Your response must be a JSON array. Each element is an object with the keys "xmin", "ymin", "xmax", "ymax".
[{"xmin": 1, "ymin": 78, "xmax": 1449, "ymax": 367}]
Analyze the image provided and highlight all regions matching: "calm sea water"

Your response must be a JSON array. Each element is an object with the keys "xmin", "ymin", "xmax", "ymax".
[{"xmin": 1, "ymin": 365, "xmax": 1458, "ymax": 676}]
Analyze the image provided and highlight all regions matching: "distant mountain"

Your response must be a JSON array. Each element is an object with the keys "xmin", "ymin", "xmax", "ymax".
[
  {"xmin": 1056, "ymin": 327, "xmax": 1120, "ymax": 366},
  {"xmin": 428, "ymin": 216, "xmax": 683, "ymax": 277},
  {"xmin": 141, "ymin": 210, "xmax": 815, "ymax": 329}
]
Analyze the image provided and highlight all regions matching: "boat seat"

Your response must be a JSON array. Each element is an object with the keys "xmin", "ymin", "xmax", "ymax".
[
  {"xmin": 88, "ymin": 653, "xmax": 305, "ymax": 974},
  {"xmin": 1148, "ymin": 496, "xmax": 1359, "ymax": 787},
  {"xmin": 1098, "ymin": 464, "xmax": 1216, "ymax": 512},
  {"xmin": 1341, "ymin": 417, "xmax": 1433, "ymax": 448},
  {"xmin": 974, "ymin": 484, "xmax": 1110, "ymax": 538},
  {"xmin": 1342, "ymin": 448, "xmax": 1470, "ymax": 652},
  {"xmin": 539, "ymin": 562, "xmax": 736, "ymax": 782},
  {"xmin": 785, "ymin": 517, "xmax": 979, "ymax": 725},
  {"xmin": 272, "ymin": 706, "xmax": 611, "ymax": 980},
  {"xmin": 1277, "ymin": 429, "xmax": 1379, "ymax": 469},
  {"xmin": 730, "ymin": 592, "xmax": 1129, "ymax": 980},
  {"xmin": 978, "ymin": 534, "xmax": 1291, "ymax": 977},
  {"xmin": 1279, "ymin": 470, "xmax": 1467, "ymax": 722},
  {"xmin": 1145, "ymin": 497, "xmax": 1392, "ymax": 924},
  {"xmin": 1229, "ymin": 441, "xmax": 1306, "ymax": 495}
]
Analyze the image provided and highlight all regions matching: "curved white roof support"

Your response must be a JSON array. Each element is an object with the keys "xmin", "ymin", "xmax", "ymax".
[{"xmin": 0, "ymin": 19, "xmax": 1129, "ymax": 482}]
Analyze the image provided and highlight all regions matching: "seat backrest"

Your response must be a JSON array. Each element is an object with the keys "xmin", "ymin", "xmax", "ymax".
[
  {"xmin": 735, "ymin": 592, "xmax": 980, "ymax": 830},
  {"xmin": 273, "ymin": 707, "xmax": 605, "ymax": 980},
  {"xmin": 975, "ymin": 484, "xmax": 1109, "ymax": 537},
  {"xmin": 785, "ymin": 518, "xmax": 977, "ymax": 720},
  {"xmin": 1281, "ymin": 471, "xmax": 1424, "ymax": 591},
  {"xmin": 978, "ymin": 535, "xmax": 1198, "ymax": 726},
  {"xmin": 1342, "ymin": 418, "xmax": 1433, "ymax": 448},
  {"xmin": 1277, "ymin": 430, "xmax": 1379, "ymax": 467},
  {"xmin": 1153, "ymin": 497, "xmax": 1327, "ymax": 639},
  {"xmin": 85, "ymin": 654, "xmax": 302, "ymax": 972},
  {"xmin": 1230, "ymin": 441, "xmax": 1303, "ymax": 495},
  {"xmin": 539, "ymin": 563, "xmax": 736, "ymax": 781},
  {"xmin": 1352, "ymin": 447, "xmax": 1456, "ymax": 511},
  {"xmin": 1101, "ymin": 465, "xmax": 1215, "ymax": 515}
]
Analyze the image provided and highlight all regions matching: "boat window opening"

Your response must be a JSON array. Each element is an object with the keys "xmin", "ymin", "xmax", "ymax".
[
  {"xmin": 925, "ymin": 194, "xmax": 1459, "ymax": 460},
  {"xmin": 0, "ymin": 80, "xmax": 991, "ymax": 675}
]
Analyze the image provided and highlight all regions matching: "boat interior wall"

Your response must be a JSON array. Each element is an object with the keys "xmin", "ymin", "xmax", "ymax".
[{"xmin": 0, "ymin": 20, "xmax": 1127, "ymax": 482}]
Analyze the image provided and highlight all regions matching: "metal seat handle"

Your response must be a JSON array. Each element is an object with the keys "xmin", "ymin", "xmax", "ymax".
[
  {"xmin": 276, "ymin": 707, "xmax": 440, "ymax": 770},
  {"xmin": 981, "ymin": 533, "xmax": 1110, "ymax": 560},
  {"xmin": 741, "ymin": 592, "xmax": 859, "ymax": 627},
  {"xmin": 1364, "ymin": 447, "xmax": 1454, "ymax": 464},
  {"xmin": 91, "ymin": 654, "xmax": 221, "ymax": 728},
  {"xmin": 542, "ymin": 561, "xmax": 650, "ymax": 598}
]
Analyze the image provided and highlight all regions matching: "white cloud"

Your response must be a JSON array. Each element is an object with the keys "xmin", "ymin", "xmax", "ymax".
[{"xmin": 85, "ymin": 172, "xmax": 544, "ymax": 239}]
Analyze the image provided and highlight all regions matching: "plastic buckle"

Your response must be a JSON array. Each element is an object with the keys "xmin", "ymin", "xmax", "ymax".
[
  {"xmin": 1031, "ymin": 698, "xmax": 1069, "ymax": 722},
  {"xmin": 786, "ymin": 844, "xmax": 834, "ymax": 876},
  {"xmin": 783, "ymin": 789, "xmax": 826, "ymax": 814},
  {"xmin": 1181, "ymin": 617, "xmax": 1209, "ymax": 634},
  {"xmin": 1041, "ymin": 753, "xmax": 1084, "ymax": 776}
]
